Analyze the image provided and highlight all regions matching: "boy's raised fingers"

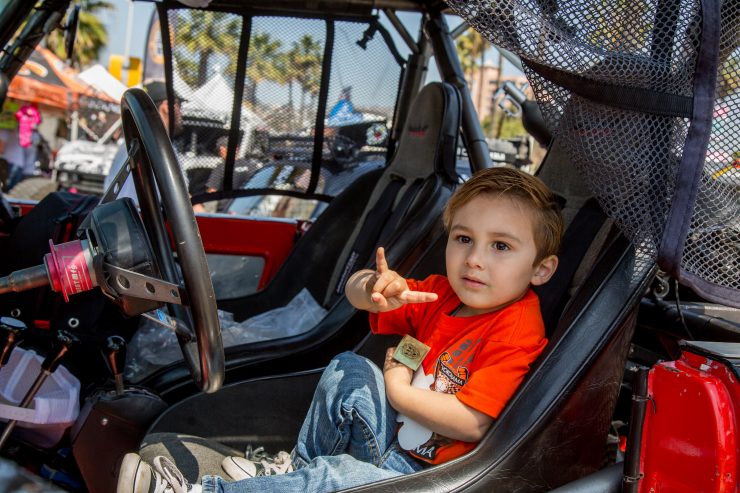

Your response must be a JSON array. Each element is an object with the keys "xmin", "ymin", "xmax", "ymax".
[
  {"xmin": 371, "ymin": 270, "xmax": 397, "ymax": 294},
  {"xmin": 375, "ymin": 247, "xmax": 389, "ymax": 273},
  {"xmin": 399, "ymin": 291, "xmax": 438, "ymax": 304}
]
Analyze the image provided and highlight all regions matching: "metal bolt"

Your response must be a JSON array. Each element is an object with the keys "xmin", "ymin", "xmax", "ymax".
[
  {"xmin": 100, "ymin": 418, "xmax": 108, "ymax": 426},
  {"xmin": 67, "ymin": 318, "xmax": 80, "ymax": 329}
]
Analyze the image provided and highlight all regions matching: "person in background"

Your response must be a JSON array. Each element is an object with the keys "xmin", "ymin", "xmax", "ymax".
[
  {"xmin": 0, "ymin": 128, "xmax": 24, "ymax": 191},
  {"xmin": 15, "ymin": 104, "xmax": 41, "ymax": 180}
]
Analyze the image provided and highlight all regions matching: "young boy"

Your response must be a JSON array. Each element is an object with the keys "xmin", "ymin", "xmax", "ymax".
[{"xmin": 117, "ymin": 167, "xmax": 563, "ymax": 493}]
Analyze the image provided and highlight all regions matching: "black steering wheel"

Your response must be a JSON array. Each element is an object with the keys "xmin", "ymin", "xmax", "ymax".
[{"xmin": 118, "ymin": 89, "xmax": 224, "ymax": 393}]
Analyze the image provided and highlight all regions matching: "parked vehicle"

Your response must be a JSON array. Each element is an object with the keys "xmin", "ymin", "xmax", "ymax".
[
  {"xmin": 54, "ymin": 139, "xmax": 119, "ymax": 195},
  {"xmin": 0, "ymin": 0, "xmax": 737, "ymax": 492}
]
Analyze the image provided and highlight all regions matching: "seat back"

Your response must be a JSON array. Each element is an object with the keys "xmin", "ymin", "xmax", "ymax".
[{"xmin": 223, "ymin": 82, "xmax": 461, "ymax": 321}]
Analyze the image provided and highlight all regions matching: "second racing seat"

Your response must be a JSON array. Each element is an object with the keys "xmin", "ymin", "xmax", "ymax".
[{"xmin": 218, "ymin": 81, "xmax": 462, "ymax": 336}]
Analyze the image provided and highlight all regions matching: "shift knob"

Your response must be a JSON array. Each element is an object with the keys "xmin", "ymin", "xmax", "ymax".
[
  {"xmin": 0, "ymin": 317, "xmax": 26, "ymax": 367},
  {"xmin": 41, "ymin": 330, "xmax": 79, "ymax": 373}
]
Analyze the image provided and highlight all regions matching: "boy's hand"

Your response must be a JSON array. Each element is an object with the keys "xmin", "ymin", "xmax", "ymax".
[
  {"xmin": 384, "ymin": 346, "xmax": 413, "ymax": 389},
  {"xmin": 370, "ymin": 248, "xmax": 438, "ymax": 312}
]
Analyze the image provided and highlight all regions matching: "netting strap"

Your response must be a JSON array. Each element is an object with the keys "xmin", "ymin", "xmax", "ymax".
[
  {"xmin": 308, "ymin": 20, "xmax": 334, "ymax": 195},
  {"xmin": 658, "ymin": 0, "xmax": 721, "ymax": 291},
  {"xmin": 158, "ymin": 5, "xmax": 175, "ymax": 135},
  {"xmin": 524, "ymin": 59, "xmax": 693, "ymax": 118},
  {"xmin": 222, "ymin": 15, "xmax": 251, "ymax": 192}
]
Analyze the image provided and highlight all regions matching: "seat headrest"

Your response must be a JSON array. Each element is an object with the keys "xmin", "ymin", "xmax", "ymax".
[{"xmin": 389, "ymin": 82, "xmax": 461, "ymax": 183}]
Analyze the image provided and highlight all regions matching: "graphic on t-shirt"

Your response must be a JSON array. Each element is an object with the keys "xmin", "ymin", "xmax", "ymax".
[
  {"xmin": 430, "ymin": 351, "xmax": 469, "ymax": 393},
  {"xmin": 397, "ymin": 342, "xmax": 475, "ymax": 462}
]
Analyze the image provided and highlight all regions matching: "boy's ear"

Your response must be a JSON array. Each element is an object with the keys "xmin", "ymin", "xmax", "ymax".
[{"xmin": 531, "ymin": 255, "xmax": 558, "ymax": 286}]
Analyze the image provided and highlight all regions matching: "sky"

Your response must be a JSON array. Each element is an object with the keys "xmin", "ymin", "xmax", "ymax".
[
  {"xmin": 99, "ymin": 0, "xmax": 521, "ymax": 78},
  {"xmin": 97, "ymin": 0, "xmax": 525, "ymax": 114},
  {"xmin": 99, "ymin": 0, "xmax": 155, "ymax": 65}
]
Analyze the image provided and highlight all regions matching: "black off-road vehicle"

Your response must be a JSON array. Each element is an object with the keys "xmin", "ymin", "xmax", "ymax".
[{"xmin": 0, "ymin": 0, "xmax": 737, "ymax": 492}]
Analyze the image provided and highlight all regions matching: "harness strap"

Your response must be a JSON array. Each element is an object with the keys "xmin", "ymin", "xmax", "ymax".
[
  {"xmin": 377, "ymin": 178, "xmax": 424, "ymax": 247},
  {"xmin": 333, "ymin": 177, "xmax": 405, "ymax": 298},
  {"xmin": 536, "ymin": 197, "xmax": 608, "ymax": 333}
]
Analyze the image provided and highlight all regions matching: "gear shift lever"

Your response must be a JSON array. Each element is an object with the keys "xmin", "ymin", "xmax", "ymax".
[
  {"xmin": 0, "ymin": 317, "xmax": 26, "ymax": 370},
  {"xmin": 104, "ymin": 336, "xmax": 126, "ymax": 396},
  {"xmin": 0, "ymin": 330, "xmax": 79, "ymax": 450}
]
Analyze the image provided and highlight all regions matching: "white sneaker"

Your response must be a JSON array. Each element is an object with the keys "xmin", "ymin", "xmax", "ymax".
[
  {"xmin": 222, "ymin": 448, "xmax": 294, "ymax": 481},
  {"xmin": 117, "ymin": 453, "xmax": 202, "ymax": 493}
]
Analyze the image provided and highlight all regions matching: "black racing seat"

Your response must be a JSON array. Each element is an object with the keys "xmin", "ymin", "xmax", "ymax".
[{"xmin": 218, "ymin": 81, "xmax": 461, "ymax": 329}]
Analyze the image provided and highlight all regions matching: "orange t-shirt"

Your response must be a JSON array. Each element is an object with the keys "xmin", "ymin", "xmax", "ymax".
[{"xmin": 369, "ymin": 275, "xmax": 547, "ymax": 464}]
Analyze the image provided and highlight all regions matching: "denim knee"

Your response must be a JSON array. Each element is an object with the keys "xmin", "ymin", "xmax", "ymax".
[
  {"xmin": 318, "ymin": 352, "xmax": 380, "ymax": 395},
  {"xmin": 327, "ymin": 351, "xmax": 377, "ymax": 377}
]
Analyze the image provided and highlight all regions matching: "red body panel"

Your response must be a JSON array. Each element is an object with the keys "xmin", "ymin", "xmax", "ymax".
[
  {"xmin": 195, "ymin": 214, "xmax": 299, "ymax": 289},
  {"xmin": 6, "ymin": 200, "xmax": 298, "ymax": 290},
  {"xmin": 639, "ymin": 351, "xmax": 740, "ymax": 492}
]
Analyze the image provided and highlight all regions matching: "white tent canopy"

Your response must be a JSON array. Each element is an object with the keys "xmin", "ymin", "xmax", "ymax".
[
  {"xmin": 172, "ymin": 71, "xmax": 195, "ymax": 101},
  {"xmin": 77, "ymin": 65, "xmax": 128, "ymax": 102},
  {"xmin": 184, "ymin": 72, "xmax": 264, "ymax": 126},
  {"xmin": 188, "ymin": 72, "xmax": 234, "ymax": 114}
]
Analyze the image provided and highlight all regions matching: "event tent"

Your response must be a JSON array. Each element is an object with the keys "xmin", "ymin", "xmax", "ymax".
[{"xmin": 7, "ymin": 48, "xmax": 115, "ymax": 110}]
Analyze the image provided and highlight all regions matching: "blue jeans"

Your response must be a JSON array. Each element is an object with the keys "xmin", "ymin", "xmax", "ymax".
[
  {"xmin": 201, "ymin": 352, "xmax": 425, "ymax": 492},
  {"xmin": 6, "ymin": 163, "xmax": 22, "ymax": 190}
]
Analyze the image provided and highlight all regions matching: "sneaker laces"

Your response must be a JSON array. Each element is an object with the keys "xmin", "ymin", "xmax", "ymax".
[
  {"xmin": 244, "ymin": 445, "xmax": 293, "ymax": 476},
  {"xmin": 244, "ymin": 445, "xmax": 271, "ymax": 462},
  {"xmin": 152, "ymin": 456, "xmax": 196, "ymax": 493},
  {"xmin": 264, "ymin": 451, "xmax": 293, "ymax": 475}
]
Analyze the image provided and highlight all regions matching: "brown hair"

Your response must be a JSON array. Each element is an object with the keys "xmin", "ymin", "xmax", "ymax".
[{"xmin": 443, "ymin": 167, "xmax": 563, "ymax": 263}]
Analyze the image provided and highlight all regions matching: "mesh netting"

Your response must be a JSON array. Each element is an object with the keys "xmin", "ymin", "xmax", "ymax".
[
  {"xmin": 164, "ymin": 9, "xmax": 400, "ymax": 220},
  {"xmin": 448, "ymin": 0, "xmax": 739, "ymax": 306}
]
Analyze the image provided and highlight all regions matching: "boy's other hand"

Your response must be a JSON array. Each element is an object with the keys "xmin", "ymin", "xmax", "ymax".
[
  {"xmin": 383, "ymin": 346, "xmax": 413, "ymax": 387},
  {"xmin": 371, "ymin": 247, "xmax": 438, "ymax": 312}
]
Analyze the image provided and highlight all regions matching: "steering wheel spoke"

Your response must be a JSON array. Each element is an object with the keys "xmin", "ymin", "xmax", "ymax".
[{"xmin": 100, "ymin": 138, "xmax": 140, "ymax": 205}]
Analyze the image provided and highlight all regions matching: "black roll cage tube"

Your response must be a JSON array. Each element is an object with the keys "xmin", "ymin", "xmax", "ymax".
[{"xmin": 0, "ymin": 0, "xmax": 71, "ymax": 107}]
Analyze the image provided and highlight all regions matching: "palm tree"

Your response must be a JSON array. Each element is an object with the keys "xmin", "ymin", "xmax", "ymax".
[
  {"xmin": 176, "ymin": 10, "xmax": 240, "ymax": 87},
  {"xmin": 245, "ymin": 32, "xmax": 283, "ymax": 109},
  {"xmin": 46, "ymin": 0, "xmax": 113, "ymax": 68},
  {"xmin": 587, "ymin": 0, "xmax": 650, "ymax": 50},
  {"xmin": 288, "ymin": 35, "xmax": 323, "ymax": 127},
  {"xmin": 455, "ymin": 31, "xmax": 477, "ymax": 81},
  {"xmin": 719, "ymin": 55, "xmax": 739, "ymax": 98},
  {"xmin": 456, "ymin": 29, "xmax": 489, "ymax": 118}
]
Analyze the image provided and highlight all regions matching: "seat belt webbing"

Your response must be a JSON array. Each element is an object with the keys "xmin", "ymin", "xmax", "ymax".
[
  {"xmin": 536, "ymin": 198, "xmax": 608, "ymax": 331},
  {"xmin": 334, "ymin": 178, "xmax": 405, "ymax": 297},
  {"xmin": 377, "ymin": 178, "xmax": 424, "ymax": 247}
]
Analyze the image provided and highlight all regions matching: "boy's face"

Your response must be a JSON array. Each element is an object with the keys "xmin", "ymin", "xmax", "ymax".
[{"xmin": 445, "ymin": 194, "xmax": 557, "ymax": 316}]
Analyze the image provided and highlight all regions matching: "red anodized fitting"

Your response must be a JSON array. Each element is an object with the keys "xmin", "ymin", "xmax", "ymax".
[{"xmin": 44, "ymin": 240, "xmax": 97, "ymax": 302}]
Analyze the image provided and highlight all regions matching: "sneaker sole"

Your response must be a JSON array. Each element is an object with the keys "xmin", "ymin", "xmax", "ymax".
[
  {"xmin": 117, "ymin": 453, "xmax": 152, "ymax": 493},
  {"xmin": 221, "ymin": 456, "xmax": 254, "ymax": 481}
]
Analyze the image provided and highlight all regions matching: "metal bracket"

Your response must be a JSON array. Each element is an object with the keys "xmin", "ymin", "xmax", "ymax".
[{"xmin": 104, "ymin": 262, "xmax": 183, "ymax": 305}]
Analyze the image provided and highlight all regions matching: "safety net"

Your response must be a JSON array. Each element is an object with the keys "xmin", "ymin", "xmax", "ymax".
[
  {"xmin": 155, "ymin": 5, "xmax": 402, "ymax": 220},
  {"xmin": 448, "ymin": 0, "xmax": 739, "ymax": 307}
]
